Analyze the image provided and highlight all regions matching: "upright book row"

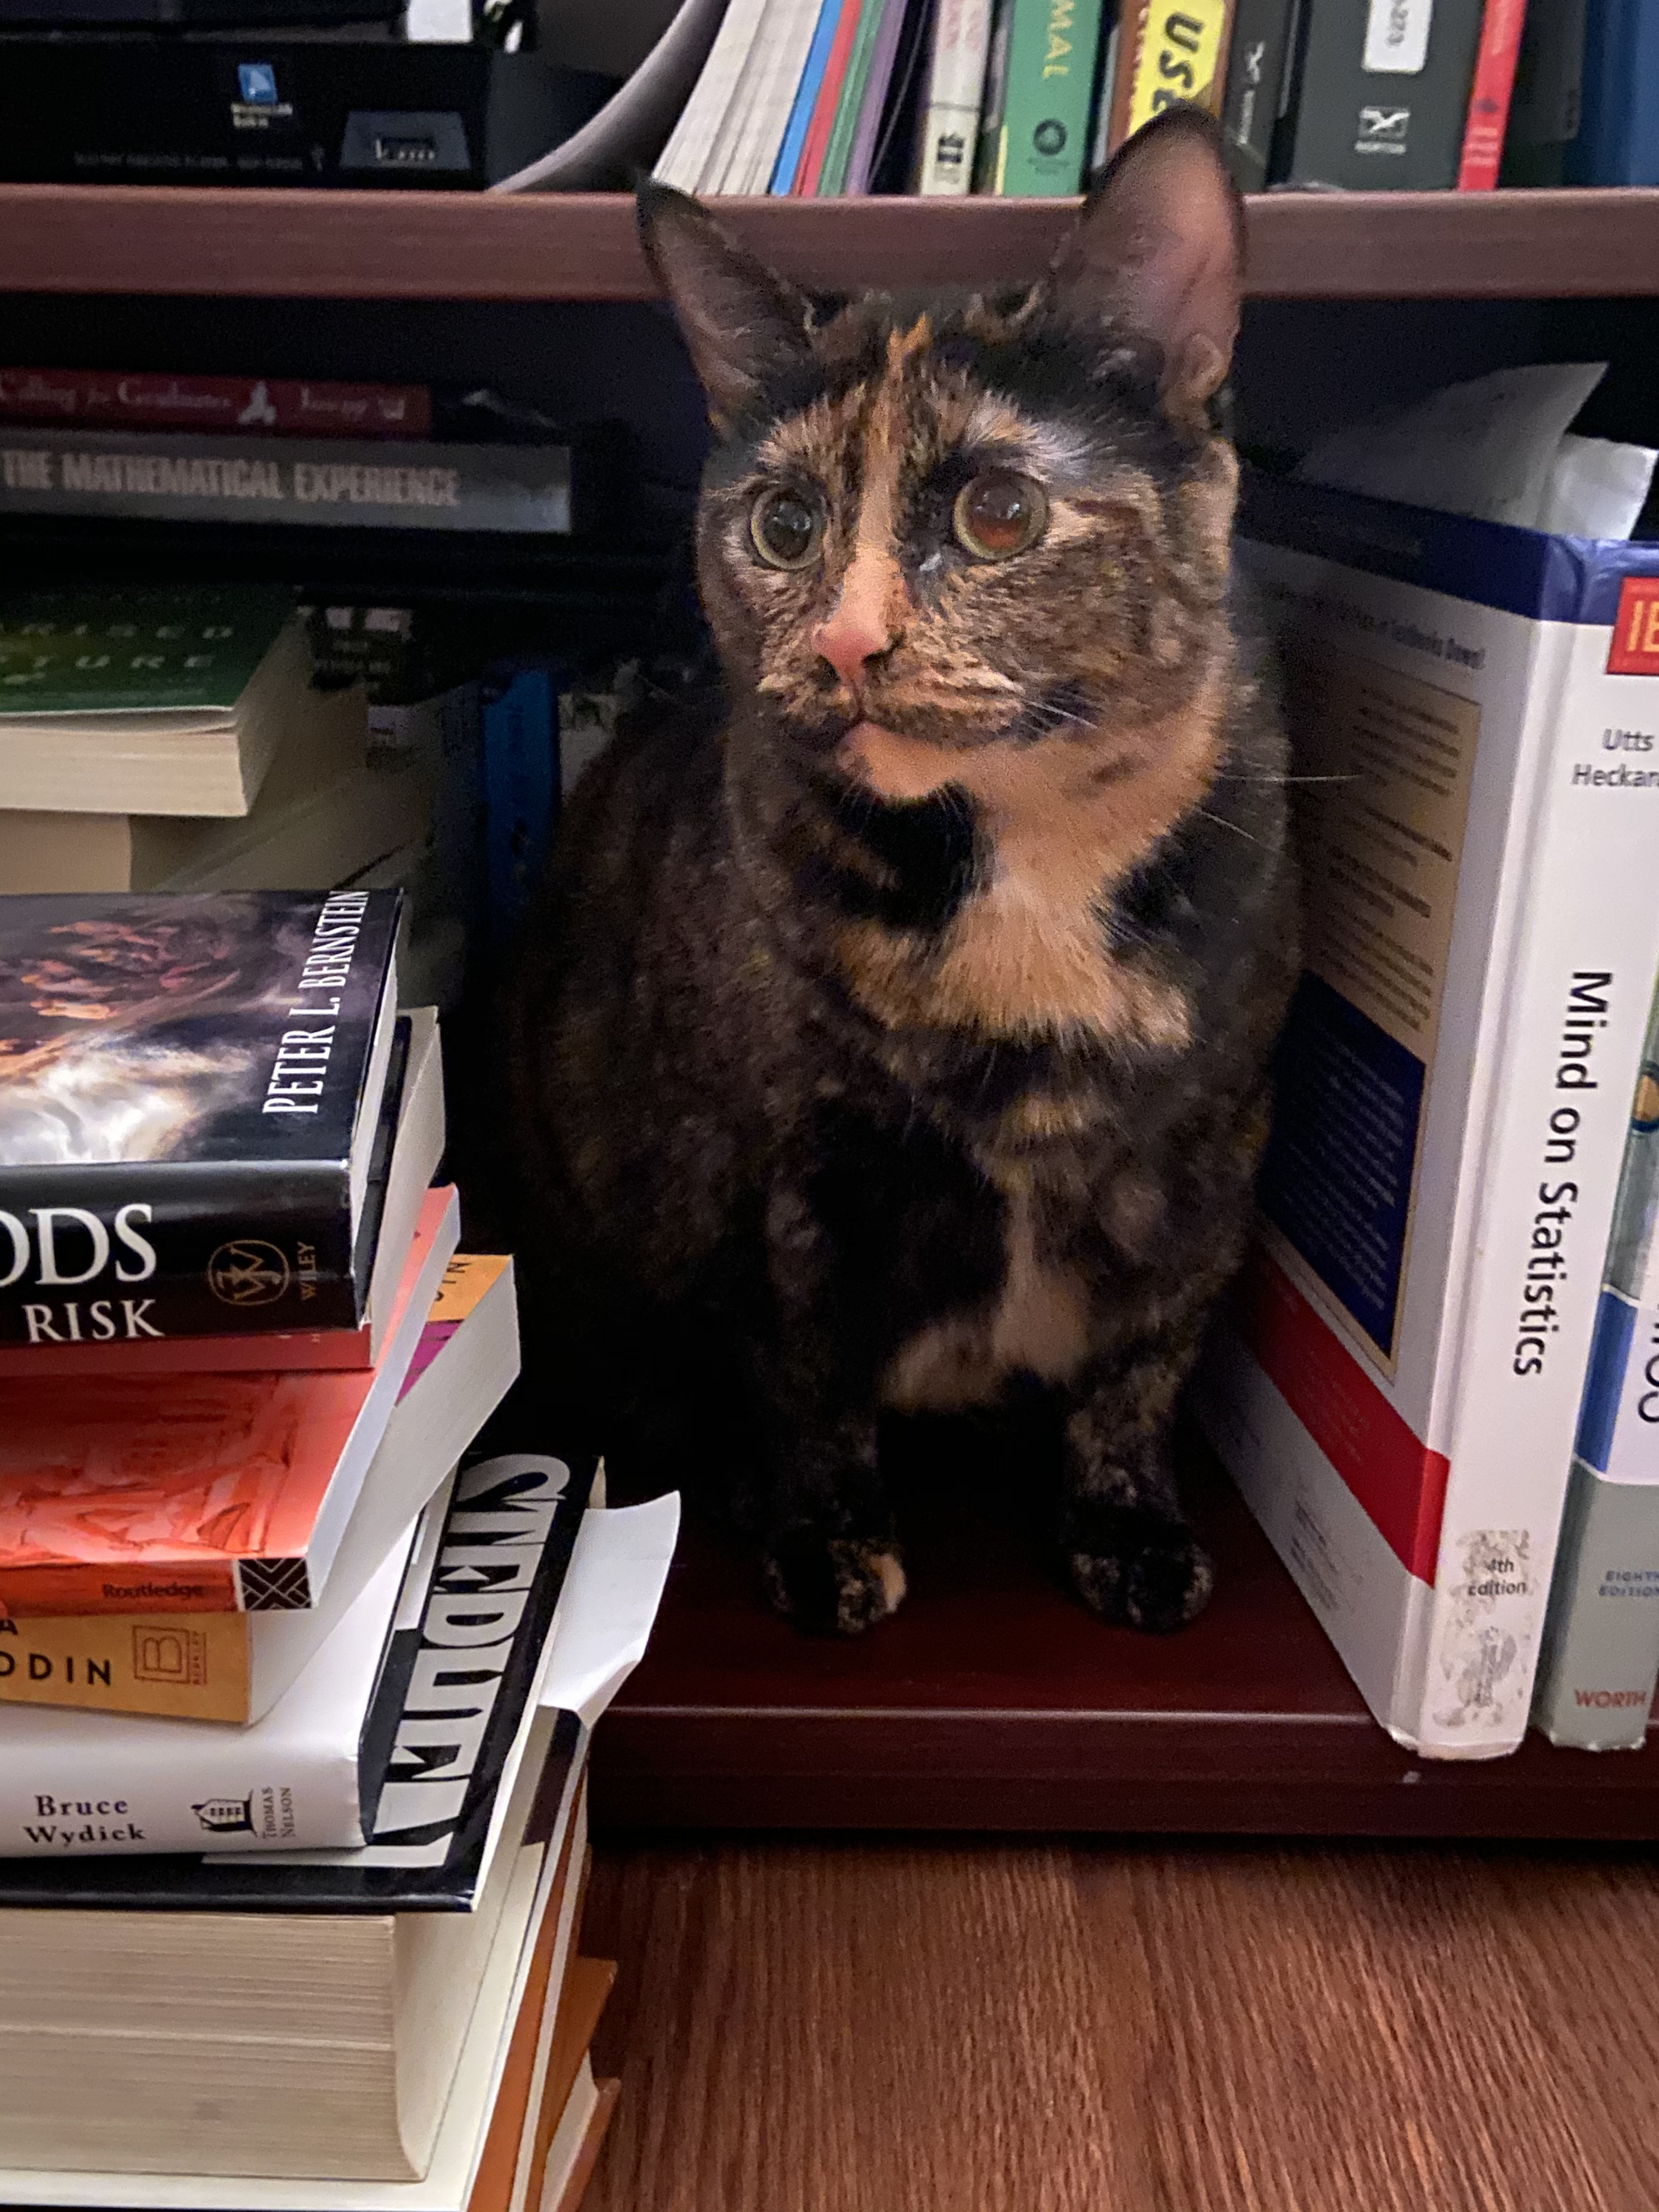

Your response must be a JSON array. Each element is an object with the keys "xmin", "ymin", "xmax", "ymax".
[
  {"xmin": 658, "ymin": 0, "xmax": 1588, "ymax": 199},
  {"xmin": 1197, "ymin": 461, "xmax": 1659, "ymax": 1762},
  {"xmin": 0, "ymin": 887, "xmax": 676, "ymax": 2212}
]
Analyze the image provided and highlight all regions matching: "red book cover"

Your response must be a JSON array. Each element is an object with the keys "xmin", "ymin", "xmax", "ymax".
[
  {"xmin": 796, "ymin": 0, "xmax": 864, "ymax": 194},
  {"xmin": 0, "ymin": 369, "xmax": 432, "ymax": 438},
  {"xmin": 1456, "ymin": 0, "xmax": 1528, "ymax": 190},
  {"xmin": 0, "ymin": 1186, "xmax": 456, "ymax": 1619}
]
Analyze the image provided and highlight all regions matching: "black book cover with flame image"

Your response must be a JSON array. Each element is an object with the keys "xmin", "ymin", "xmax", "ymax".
[{"xmin": 0, "ymin": 890, "xmax": 400, "ymax": 1345}]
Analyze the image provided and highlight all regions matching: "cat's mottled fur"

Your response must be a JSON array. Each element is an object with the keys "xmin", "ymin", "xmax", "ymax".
[{"xmin": 506, "ymin": 111, "xmax": 1297, "ymax": 1634}]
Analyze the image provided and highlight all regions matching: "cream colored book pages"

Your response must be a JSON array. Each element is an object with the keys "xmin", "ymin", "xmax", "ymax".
[
  {"xmin": 695, "ymin": 0, "xmax": 777, "ymax": 186},
  {"xmin": 0, "ymin": 810, "xmax": 135, "ymax": 890},
  {"xmin": 653, "ymin": 0, "xmax": 765, "ymax": 184},
  {"xmin": 0, "ymin": 1843, "xmax": 548, "ymax": 2210},
  {"xmin": 0, "ymin": 617, "xmax": 307, "ymax": 817},
  {"xmin": 130, "ymin": 682, "xmax": 429, "ymax": 893},
  {"xmin": 730, "ymin": 0, "xmax": 825, "ymax": 188}
]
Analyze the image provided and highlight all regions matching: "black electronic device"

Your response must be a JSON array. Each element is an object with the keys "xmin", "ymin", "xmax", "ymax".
[{"xmin": 0, "ymin": 32, "xmax": 617, "ymax": 185}]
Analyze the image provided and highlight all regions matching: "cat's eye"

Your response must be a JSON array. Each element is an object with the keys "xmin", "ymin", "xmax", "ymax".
[
  {"xmin": 750, "ymin": 486, "xmax": 825, "ymax": 571},
  {"xmin": 953, "ymin": 471, "xmax": 1048, "ymax": 562}
]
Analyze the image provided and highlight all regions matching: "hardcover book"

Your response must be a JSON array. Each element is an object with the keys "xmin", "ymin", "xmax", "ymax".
[
  {"xmin": 1197, "ymin": 471, "xmax": 1659, "ymax": 1757},
  {"xmin": 0, "ymin": 888, "xmax": 402, "ymax": 1343},
  {"xmin": 0, "ymin": 428, "xmax": 572, "ymax": 533},
  {"xmin": 989, "ymin": 0, "xmax": 1107, "ymax": 191},
  {"xmin": 0, "ymin": 368, "xmax": 432, "ymax": 438},
  {"xmin": 0, "ymin": 1005, "xmax": 445, "ymax": 1376},
  {"xmin": 1103, "ymin": 0, "xmax": 1233, "ymax": 158},
  {"xmin": 1273, "ymin": 0, "xmax": 1487, "ymax": 189},
  {"xmin": 0, "ymin": 1251, "xmax": 518, "ymax": 1719},
  {"xmin": 0, "ymin": 1183, "xmax": 458, "ymax": 1617}
]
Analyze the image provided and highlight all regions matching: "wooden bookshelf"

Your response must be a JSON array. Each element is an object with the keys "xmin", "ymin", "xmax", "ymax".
[
  {"xmin": 3, "ymin": 184, "xmax": 1658, "ymax": 302},
  {"xmin": 589, "ymin": 1433, "xmax": 1659, "ymax": 1838}
]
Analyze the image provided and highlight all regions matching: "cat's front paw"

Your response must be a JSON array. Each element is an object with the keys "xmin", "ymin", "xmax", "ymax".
[
  {"xmin": 1065, "ymin": 1504, "xmax": 1213, "ymax": 1632},
  {"xmin": 761, "ymin": 1530, "xmax": 907, "ymax": 1636}
]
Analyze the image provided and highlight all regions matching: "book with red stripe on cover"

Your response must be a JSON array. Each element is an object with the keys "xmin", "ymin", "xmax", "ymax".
[{"xmin": 0, "ymin": 369, "xmax": 431, "ymax": 438}]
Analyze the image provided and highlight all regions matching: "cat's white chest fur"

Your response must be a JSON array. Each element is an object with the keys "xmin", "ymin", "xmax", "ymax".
[{"xmin": 880, "ymin": 1174, "xmax": 1091, "ymax": 1412}]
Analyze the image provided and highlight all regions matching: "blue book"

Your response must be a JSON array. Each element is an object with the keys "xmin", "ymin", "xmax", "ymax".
[
  {"xmin": 1565, "ymin": 0, "xmax": 1659, "ymax": 185},
  {"xmin": 481, "ymin": 660, "xmax": 564, "ymax": 947},
  {"xmin": 770, "ymin": 0, "xmax": 842, "ymax": 191}
]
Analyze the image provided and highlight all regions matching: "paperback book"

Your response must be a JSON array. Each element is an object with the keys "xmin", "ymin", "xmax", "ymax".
[
  {"xmin": 0, "ymin": 1183, "xmax": 458, "ymax": 1617},
  {"xmin": 1197, "ymin": 469, "xmax": 1659, "ymax": 1757},
  {"xmin": 0, "ymin": 888, "xmax": 403, "ymax": 1343},
  {"xmin": 0, "ymin": 586, "xmax": 309, "ymax": 815},
  {"xmin": 0, "ymin": 430, "xmax": 572, "ymax": 533},
  {"xmin": 1533, "ymin": 973, "xmax": 1659, "ymax": 1748},
  {"xmin": 0, "ymin": 1454, "xmax": 603, "ymax": 1901},
  {"xmin": 0, "ymin": 1444, "xmax": 586, "ymax": 1859},
  {"xmin": 0, "ymin": 1250, "xmax": 518, "ymax": 1719}
]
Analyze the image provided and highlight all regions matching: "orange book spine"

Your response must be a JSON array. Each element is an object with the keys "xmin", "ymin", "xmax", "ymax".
[{"xmin": 0, "ymin": 1559, "xmax": 242, "ymax": 1618}]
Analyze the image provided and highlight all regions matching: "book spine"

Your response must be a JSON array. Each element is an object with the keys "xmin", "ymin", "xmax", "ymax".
[
  {"xmin": 0, "ymin": 431, "xmax": 571, "ymax": 534},
  {"xmin": 845, "ymin": 0, "xmax": 914, "ymax": 191},
  {"xmin": 1105, "ymin": 0, "xmax": 1233, "ymax": 154},
  {"xmin": 0, "ymin": 370, "xmax": 431, "ymax": 439},
  {"xmin": 1533, "ymin": 981, "xmax": 1659, "ymax": 1747},
  {"xmin": 1455, "ymin": 0, "xmax": 1527, "ymax": 187},
  {"xmin": 797, "ymin": 0, "xmax": 865, "ymax": 190},
  {"xmin": 972, "ymin": 0, "xmax": 1015, "ymax": 185},
  {"xmin": 0, "ymin": 1163, "xmax": 356, "ymax": 1350},
  {"xmin": 995, "ymin": 0, "xmax": 1109, "ymax": 193},
  {"xmin": 1277, "ymin": 0, "xmax": 1488, "ymax": 189},
  {"xmin": 0, "ymin": 1737, "xmax": 362, "ymax": 1855},
  {"xmin": 1220, "ymin": 0, "xmax": 1300, "ymax": 188},
  {"xmin": 916, "ymin": 0, "xmax": 996, "ymax": 190},
  {"xmin": 1533, "ymin": 1457, "xmax": 1659, "ymax": 1747},
  {"xmin": 1565, "ymin": 0, "xmax": 1659, "ymax": 187},
  {"xmin": 818, "ymin": 0, "xmax": 893, "ymax": 193},
  {"xmin": 1408, "ymin": 604, "xmax": 1659, "ymax": 1754},
  {"xmin": 0, "ymin": 1612, "xmax": 252, "ymax": 1723},
  {"xmin": 773, "ymin": 0, "xmax": 843, "ymax": 188}
]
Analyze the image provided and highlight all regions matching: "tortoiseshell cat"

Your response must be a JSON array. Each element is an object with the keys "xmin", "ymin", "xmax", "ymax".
[{"xmin": 506, "ymin": 111, "xmax": 1297, "ymax": 1634}]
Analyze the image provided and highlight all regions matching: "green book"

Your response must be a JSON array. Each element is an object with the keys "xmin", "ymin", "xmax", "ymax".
[
  {"xmin": 990, "ymin": 0, "xmax": 1106, "ymax": 194},
  {"xmin": 0, "ymin": 587, "xmax": 294, "ymax": 717},
  {"xmin": 0, "ymin": 586, "xmax": 306, "ymax": 817},
  {"xmin": 817, "ymin": 0, "xmax": 891, "ymax": 195}
]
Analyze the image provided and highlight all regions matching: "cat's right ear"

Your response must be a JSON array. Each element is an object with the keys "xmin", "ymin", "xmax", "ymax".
[{"xmin": 637, "ymin": 183, "xmax": 817, "ymax": 430}]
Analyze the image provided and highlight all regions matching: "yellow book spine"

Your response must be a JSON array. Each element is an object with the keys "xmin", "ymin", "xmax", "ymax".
[
  {"xmin": 1125, "ymin": 0, "xmax": 1232, "ymax": 137},
  {"xmin": 0, "ymin": 1612, "xmax": 252, "ymax": 1723}
]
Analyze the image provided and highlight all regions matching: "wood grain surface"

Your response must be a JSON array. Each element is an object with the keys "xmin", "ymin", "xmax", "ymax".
[
  {"xmin": 582, "ymin": 1838, "xmax": 1659, "ymax": 2212},
  {"xmin": 6, "ymin": 186, "xmax": 1659, "ymax": 302}
]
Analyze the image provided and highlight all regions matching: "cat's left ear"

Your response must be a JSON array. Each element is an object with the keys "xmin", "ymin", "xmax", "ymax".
[
  {"xmin": 637, "ymin": 183, "xmax": 817, "ymax": 430},
  {"xmin": 1045, "ymin": 107, "xmax": 1244, "ymax": 421}
]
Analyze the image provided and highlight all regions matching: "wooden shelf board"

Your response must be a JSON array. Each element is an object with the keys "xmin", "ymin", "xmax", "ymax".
[
  {"xmin": 3, "ymin": 185, "xmax": 1658, "ymax": 302},
  {"xmin": 590, "ymin": 1435, "xmax": 1659, "ymax": 1837}
]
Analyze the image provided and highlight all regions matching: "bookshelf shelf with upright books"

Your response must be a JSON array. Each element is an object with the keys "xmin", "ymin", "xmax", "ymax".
[{"xmin": 5, "ymin": 183, "xmax": 1659, "ymax": 302}]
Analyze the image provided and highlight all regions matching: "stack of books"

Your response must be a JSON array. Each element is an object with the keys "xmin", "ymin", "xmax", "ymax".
[
  {"xmin": 656, "ymin": 0, "xmax": 1565, "ymax": 199},
  {"xmin": 0, "ymin": 887, "xmax": 631, "ymax": 2212},
  {"xmin": 0, "ymin": 586, "xmax": 432, "ymax": 900}
]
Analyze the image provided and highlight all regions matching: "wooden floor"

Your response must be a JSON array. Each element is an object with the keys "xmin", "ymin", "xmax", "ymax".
[{"xmin": 582, "ymin": 1837, "xmax": 1659, "ymax": 2212}]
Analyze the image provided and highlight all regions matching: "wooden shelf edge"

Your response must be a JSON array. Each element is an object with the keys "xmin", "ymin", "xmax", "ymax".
[{"xmin": 3, "ymin": 184, "xmax": 1658, "ymax": 302}]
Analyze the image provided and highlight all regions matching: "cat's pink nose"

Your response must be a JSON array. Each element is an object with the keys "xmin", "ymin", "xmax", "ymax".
[{"xmin": 815, "ymin": 566, "xmax": 897, "ymax": 688}]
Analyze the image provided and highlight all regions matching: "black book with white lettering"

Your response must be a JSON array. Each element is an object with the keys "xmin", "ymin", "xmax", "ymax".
[
  {"xmin": 0, "ymin": 1448, "xmax": 592, "ymax": 1910},
  {"xmin": 0, "ymin": 889, "xmax": 402, "ymax": 1345},
  {"xmin": 1272, "ymin": 0, "xmax": 1486, "ymax": 188}
]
